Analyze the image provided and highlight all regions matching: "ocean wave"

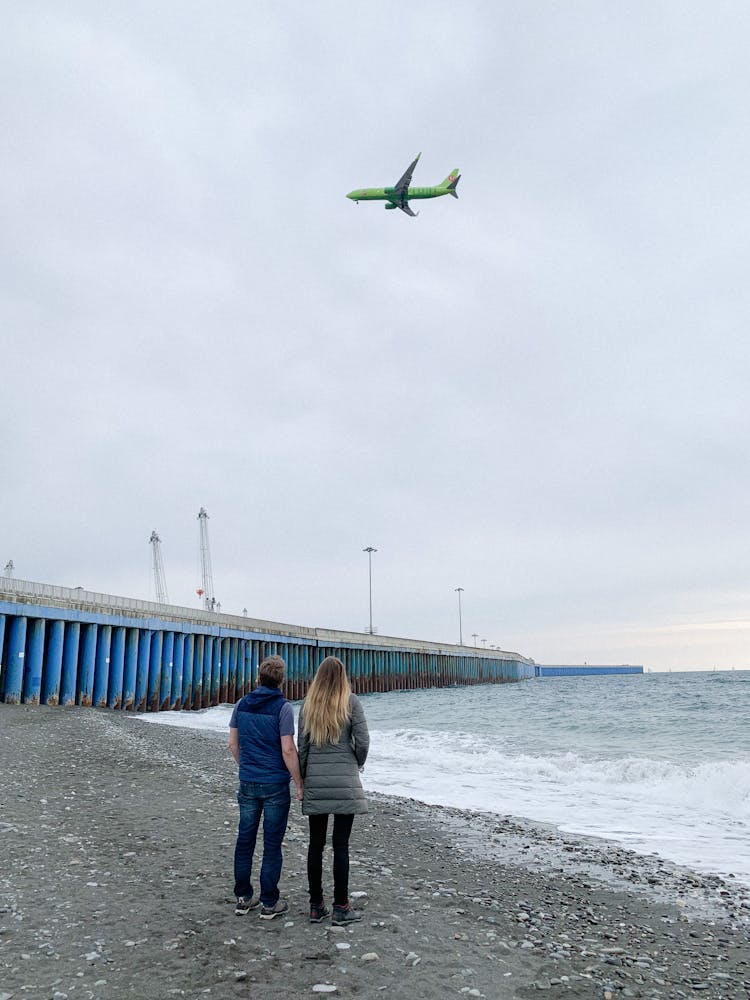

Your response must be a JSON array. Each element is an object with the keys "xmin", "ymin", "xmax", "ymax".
[
  {"xmin": 364, "ymin": 728, "xmax": 750, "ymax": 882},
  {"xmin": 370, "ymin": 729, "xmax": 749, "ymax": 804}
]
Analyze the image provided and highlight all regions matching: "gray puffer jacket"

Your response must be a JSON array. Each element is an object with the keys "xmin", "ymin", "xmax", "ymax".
[{"xmin": 298, "ymin": 694, "xmax": 370, "ymax": 815}]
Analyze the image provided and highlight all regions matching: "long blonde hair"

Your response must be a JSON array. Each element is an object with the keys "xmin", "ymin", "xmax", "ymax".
[{"xmin": 302, "ymin": 656, "xmax": 352, "ymax": 745}]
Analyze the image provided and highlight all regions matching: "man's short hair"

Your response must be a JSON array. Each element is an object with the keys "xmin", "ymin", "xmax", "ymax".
[{"xmin": 258, "ymin": 655, "xmax": 285, "ymax": 688}]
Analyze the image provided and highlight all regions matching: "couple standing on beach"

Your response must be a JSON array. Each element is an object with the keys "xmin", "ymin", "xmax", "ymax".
[{"xmin": 228, "ymin": 654, "xmax": 370, "ymax": 924}]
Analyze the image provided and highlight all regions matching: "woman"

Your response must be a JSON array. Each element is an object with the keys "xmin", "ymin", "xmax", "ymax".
[{"xmin": 298, "ymin": 656, "xmax": 370, "ymax": 925}]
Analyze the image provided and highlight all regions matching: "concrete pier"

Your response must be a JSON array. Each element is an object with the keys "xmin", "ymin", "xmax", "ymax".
[{"xmin": 0, "ymin": 577, "xmax": 535, "ymax": 710}]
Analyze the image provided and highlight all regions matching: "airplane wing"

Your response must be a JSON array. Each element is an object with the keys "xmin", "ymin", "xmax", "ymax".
[
  {"xmin": 398, "ymin": 203, "xmax": 418, "ymax": 217},
  {"xmin": 393, "ymin": 153, "xmax": 421, "ymax": 197}
]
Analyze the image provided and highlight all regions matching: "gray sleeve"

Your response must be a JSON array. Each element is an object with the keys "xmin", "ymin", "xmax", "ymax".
[
  {"xmin": 350, "ymin": 695, "xmax": 369, "ymax": 767},
  {"xmin": 297, "ymin": 707, "xmax": 309, "ymax": 777},
  {"xmin": 278, "ymin": 702, "xmax": 295, "ymax": 738}
]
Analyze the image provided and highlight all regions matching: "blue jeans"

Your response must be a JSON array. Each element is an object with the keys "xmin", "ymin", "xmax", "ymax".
[{"xmin": 233, "ymin": 780, "xmax": 291, "ymax": 906}]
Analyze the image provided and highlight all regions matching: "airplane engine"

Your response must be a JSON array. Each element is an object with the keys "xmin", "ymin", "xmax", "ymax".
[{"xmin": 384, "ymin": 203, "xmax": 397, "ymax": 210}]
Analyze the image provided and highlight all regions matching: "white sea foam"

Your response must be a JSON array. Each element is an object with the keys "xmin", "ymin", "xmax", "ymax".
[
  {"xmin": 363, "ymin": 729, "xmax": 750, "ymax": 883},
  {"xmin": 138, "ymin": 704, "xmax": 234, "ymax": 734}
]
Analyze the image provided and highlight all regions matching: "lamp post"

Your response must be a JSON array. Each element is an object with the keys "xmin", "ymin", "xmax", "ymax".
[
  {"xmin": 454, "ymin": 587, "xmax": 464, "ymax": 645},
  {"xmin": 472, "ymin": 633, "xmax": 478, "ymax": 647},
  {"xmin": 363, "ymin": 547, "xmax": 377, "ymax": 635},
  {"xmin": 481, "ymin": 638, "xmax": 487, "ymax": 648}
]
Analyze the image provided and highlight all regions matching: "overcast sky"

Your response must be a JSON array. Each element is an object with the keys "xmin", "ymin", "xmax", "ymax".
[{"xmin": 3, "ymin": 2, "xmax": 750, "ymax": 671}]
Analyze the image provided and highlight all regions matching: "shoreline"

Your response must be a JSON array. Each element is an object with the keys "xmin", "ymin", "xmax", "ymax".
[
  {"xmin": 392, "ymin": 795, "xmax": 750, "ymax": 928},
  {"xmin": 1, "ymin": 704, "xmax": 748, "ymax": 999}
]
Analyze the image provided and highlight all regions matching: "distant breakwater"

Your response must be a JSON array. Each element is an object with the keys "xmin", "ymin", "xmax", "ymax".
[{"xmin": 0, "ymin": 579, "xmax": 535, "ymax": 710}]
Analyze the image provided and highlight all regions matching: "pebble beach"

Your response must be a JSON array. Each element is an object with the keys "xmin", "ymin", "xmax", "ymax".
[{"xmin": 1, "ymin": 704, "xmax": 748, "ymax": 1000}]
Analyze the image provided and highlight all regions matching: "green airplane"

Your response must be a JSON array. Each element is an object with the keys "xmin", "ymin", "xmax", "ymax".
[{"xmin": 346, "ymin": 153, "xmax": 460, "ymax": 217}]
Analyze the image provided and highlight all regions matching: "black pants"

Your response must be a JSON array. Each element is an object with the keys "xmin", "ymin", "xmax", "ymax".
[{"xmin": 307, "ymin": 813, "xmax": 355, "ymax": 907}]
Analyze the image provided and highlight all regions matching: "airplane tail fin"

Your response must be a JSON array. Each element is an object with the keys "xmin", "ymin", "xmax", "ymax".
[{"xmin": 441, "ymin": 170, "xmax": 460, "ymax": 198}]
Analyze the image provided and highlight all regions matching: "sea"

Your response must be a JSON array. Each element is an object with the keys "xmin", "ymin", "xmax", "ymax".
[{"xmin": 139, "ymin": 670, "xmax": 750, "ymax": 887}]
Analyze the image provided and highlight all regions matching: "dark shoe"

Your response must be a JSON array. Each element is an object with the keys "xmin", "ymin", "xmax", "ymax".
[
  {"xmin": 331, "ymin": 903, "xmax": 362, "ymax": 926},
  {"xmin": 235, "ymin": 894, "xmax": 260, "ymax": 915},
  {"xmin": 259, "ymin": 898, "xmax": 289, "ymax": 920},
  {"xmin": 309, "ymin": 901, "xmax": 330, "ymax": 923}
]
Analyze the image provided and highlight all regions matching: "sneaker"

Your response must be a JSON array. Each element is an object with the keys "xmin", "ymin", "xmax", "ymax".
[
  {"xmin": 259, "ymin": 898, "xmax": 289, "ymax": 920},
  {"xmin": 331, "ymin": 903, "xmax": 362, "ymax": 926},
  {"xmin": 235, "ymin": 894, "xmax": 260, "ymax": 915},
  {"xmin": 309, "ymin": 901, "xmax": 330, "ymax": 923}
]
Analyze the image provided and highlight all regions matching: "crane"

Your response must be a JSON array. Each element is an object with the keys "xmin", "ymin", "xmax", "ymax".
[
  {"xmin": 149, "ymin": 531, "xmax": 169, "ymax": 604},
  {"xmin": 197, "ymin": 507, "xmax": 216, "ymax": 611}
]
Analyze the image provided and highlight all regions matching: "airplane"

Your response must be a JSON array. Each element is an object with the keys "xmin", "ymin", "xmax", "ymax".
[{"xmin": 346, "ymin": 153, "xmax": 460, "ymax": 217}]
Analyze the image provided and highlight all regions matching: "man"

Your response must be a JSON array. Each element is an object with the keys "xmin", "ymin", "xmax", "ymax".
[{"xmin": 228, "ymin": 654, "xmax": 303, "ymax": 919}]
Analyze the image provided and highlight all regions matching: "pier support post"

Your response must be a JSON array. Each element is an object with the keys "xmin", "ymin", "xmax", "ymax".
[
  {"xmin": 192, "ymin": 634, "xmax": 204, "ymax": 709},
  {"xmin": 41, "ymin": 619, "xmax": 65, "ymax": 705},
  {"xmin": 201, "ymin": 635, "xmax": 213, "ymax": 709},
  {"xmin": 135, "ymin": 630, "xmax": 151, "ymax": 711},
  {"xmin": 122, "ymin": 628, "xmax": 138, "ymax": 709},
  {"xmin": 160, "ymin": 631, "xmax": 174, "ymax": 711},
  {"xmin": 4, "ymin": 615, "xmax": 28, "ymax": 704},
  {"xmin": 78, "ymin": 623, "xmax": 97, "ymax": 706},
  {"xmin": 93, "ymin": 624, "xmax": 112, "ymax": 708},
  {"xmin": 148, "ymin": 631, "xmax": 163, "ymax": 712},
  {"xmin": 60, "ymin": 622, "xmax": 80, "ymax": 706},
  {"xmin": 228, "ymin": 638, "xmax": 238, "ymax": 703},
  {"xmin": 182, "ymin": 634, "xmax": 194, "ymax": 708},
  {"xmin": 171, "ymin": 634, "xmax": 185, "ymax": 709},
  {"xmin": 23, "ymin": 618, "xmax": 45, "ymax": 704},
  {"xmin": 107, "ymin": 626, "xmax": 126, "ymax": 709},
  {"xmin": 220, "ymin": 637, "xmax": 230, "ymax": 703},
  {"xmin": 210, "ymin": 637, "xmax": 221, "ymax": 705}
]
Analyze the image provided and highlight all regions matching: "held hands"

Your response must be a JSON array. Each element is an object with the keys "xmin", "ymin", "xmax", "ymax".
[{"xmin": 296, "ymin": 781, "xmax": 304, "ymax": 801}]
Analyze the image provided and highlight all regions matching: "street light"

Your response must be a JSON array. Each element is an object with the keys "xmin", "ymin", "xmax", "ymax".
[
  {"xmin": 454, "ymin": 587, "xmax": 464, "ymax": 645},
  {"xmin": 481, "ymin": 638, "xmax": 487, "ymax": 648},
  {"xmin": 363, "ymin": 547, "xmax": 377, "ymax": 634},
  {"xmin": 472, "ymin": 633, "xmax": 478, "ymax": 647}
]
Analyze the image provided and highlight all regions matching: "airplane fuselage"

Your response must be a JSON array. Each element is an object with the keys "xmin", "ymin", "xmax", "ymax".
[{"xmin": 347, "ymin": 186, "xmax": 450, "ymax": 203}]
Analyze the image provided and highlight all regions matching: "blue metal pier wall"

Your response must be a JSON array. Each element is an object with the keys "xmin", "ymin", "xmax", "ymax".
[
  {"xmin": 535, "ymin": 665, "xmax": 644, "ymax": 677},
  {"xmin": 0, "ymin": 581, "xmax": 535, "ymax": 710}
]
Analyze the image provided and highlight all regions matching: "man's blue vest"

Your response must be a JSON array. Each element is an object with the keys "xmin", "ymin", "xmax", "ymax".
[{"xmin": 235, "ymin": 685, "xmax": 290, "ymax": 783}]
